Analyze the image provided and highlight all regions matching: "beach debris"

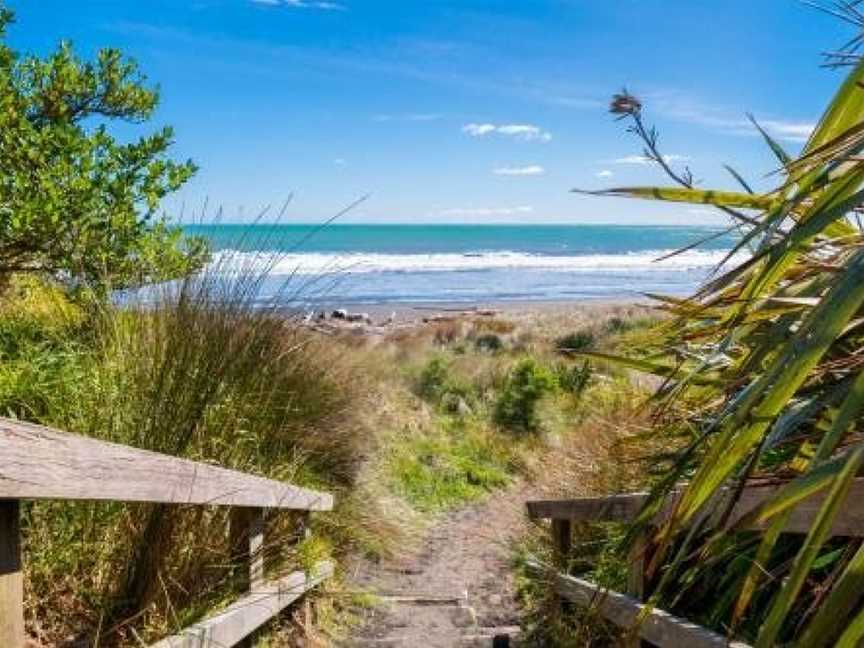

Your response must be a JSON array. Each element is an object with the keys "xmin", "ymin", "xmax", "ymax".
[{"xmin": 332, "ymin": 309, "xmax": 348, "ymax": 319}]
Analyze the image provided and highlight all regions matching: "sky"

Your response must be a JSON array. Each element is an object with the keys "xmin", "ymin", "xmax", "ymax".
[{"xmin": 5, "ymin": 0, "xmax": 856, "ymax": 224}]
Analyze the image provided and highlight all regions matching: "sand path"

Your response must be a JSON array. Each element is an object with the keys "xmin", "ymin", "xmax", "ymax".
[{"xmin": 342, "ymin": 481, "xmax": 537, "ymax": 647}]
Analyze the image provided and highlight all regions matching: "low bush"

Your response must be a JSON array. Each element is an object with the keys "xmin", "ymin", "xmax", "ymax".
[
  {"xmin": 416, "ymin": 356, "xmax": 474, "ymax": 414},
  {"xmin": 555, "ymin": 330, "xmax": 595, "ymax": 354},
  {"xmin": 555, "ymin": 361, "xmax": 593, "ymax": 395},
  {"xmin": 494, "ymin": 357, "xmax": 558, "ymax": 433},
  {"xmin": 474, "ymin": 332, "xmax": 503, "ymax": 352}
]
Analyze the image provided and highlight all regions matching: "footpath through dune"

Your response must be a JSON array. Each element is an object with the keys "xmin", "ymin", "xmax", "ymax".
[{"xmin": 342, "ymin": 480, "xmax": 538, "ymax": 648}]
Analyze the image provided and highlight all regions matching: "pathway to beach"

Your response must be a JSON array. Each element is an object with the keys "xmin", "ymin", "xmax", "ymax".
[{"xmin": 343, "ymin": 481, "xmax": 537, "ymax": 647}]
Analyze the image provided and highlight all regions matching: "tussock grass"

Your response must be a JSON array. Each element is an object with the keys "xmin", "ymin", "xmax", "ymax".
[{"xmin": 5, "ymin": 265, "xmax": 400, "ymax": 646}]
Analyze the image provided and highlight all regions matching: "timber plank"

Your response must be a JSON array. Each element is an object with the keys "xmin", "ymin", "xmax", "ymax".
[
  {"xmin": 0, "ymin": 418, "xmax": 332, "ymax": 510},
  {"xmin": 527, "ymin": 479, "xmax": 864, "ymax": 537},
  {"xmin": 528, "ymin": 562, "xmax": 750, "ymax": 648},
  {"xmin": 149, "ymin": 561, "xmax": 334, "ymax": 648}
]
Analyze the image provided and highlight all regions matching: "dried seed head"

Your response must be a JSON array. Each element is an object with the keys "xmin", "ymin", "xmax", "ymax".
[{"xmin": 610, "ymin": 91, "xmax": 642, "ymax": 118}]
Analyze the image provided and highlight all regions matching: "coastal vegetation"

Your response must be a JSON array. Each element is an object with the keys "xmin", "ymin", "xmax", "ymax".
[
  {"xmin": 10, "ymin": 0, "xmax": 864, "ymax": 644},
  {"xmin": 0, "ymin": 14, "xmax": 658, "ymax": 635},
  {"xmin": 519, "ymin": 3, "xmax": 864, "ymax": 645}
]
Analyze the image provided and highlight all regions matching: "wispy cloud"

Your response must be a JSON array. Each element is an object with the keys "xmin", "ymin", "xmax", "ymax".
[
  {"xmin": 333, "ymin": 158, "xmax": 346, "ymax": 166},
  {"xmin": 463, "ymin": 122, "xmax": 552, "ymax": 142},
  {"xmin": 374, "ymin": 113, "xmax": 444, "ymax": 122},
  {"xmin": 251, "ymin": 0, "xmax": 346, "ymax": 10},
  {"xmin": 439, "ymin": 206, "xmax": 534, "ymax": 217},
  {"xmin": 610, "ymin": 154, "xmax": 690, "ymax": 165},
  {"xmin": 493, "ymin": 165, "xmax": 545, "ymax": 176},
  {"xmin": 595, "ymin": 169, "xmax": 613, "ymax": 179},
  {"xmin": 649, "ymin": 91, "xmax": 815, "ymax": 143}
]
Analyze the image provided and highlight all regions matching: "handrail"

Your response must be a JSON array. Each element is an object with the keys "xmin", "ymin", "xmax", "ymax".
[
  {"xmin": 524, "ymin": 481, "xmax": 864, "ymax": 647},
  {"xmin": 527, "ymin": 478, "xmax": 864, "ymax": 537},
  {"xmin": 525, "ymin": 560, "xmax": 752, "ymax": 648},
  {"xmin": 0, "ymin": 417, "xmax": 334, "ymax": 648},
  {"xmin": 0, "ymin": 418, "xmax": 333, "ymax": 510}
]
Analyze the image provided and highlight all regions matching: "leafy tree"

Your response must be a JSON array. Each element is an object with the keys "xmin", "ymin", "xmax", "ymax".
[{"xmin": 0, "ymin": 5, "xmax": 208, "ymax": 294}]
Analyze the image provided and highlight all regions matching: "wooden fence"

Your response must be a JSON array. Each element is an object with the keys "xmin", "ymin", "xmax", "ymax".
[
  {"xmin": 0, "ymin": 417, "xmax": 334, "ymax": 648},
  {"xmin": 526, "ymin": 479, "xmax": 864, "ymax": 648}
]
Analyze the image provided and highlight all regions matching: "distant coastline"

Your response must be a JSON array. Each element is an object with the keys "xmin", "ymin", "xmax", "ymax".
[{"xmin": 184, "ymin": 223, "xmax": 739, "ymax": 305}]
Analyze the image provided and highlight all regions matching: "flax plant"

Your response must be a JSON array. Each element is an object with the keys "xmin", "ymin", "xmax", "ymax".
[{"xmin": 577, "ymin": 9, "xmax": 864, "ymax": 644}]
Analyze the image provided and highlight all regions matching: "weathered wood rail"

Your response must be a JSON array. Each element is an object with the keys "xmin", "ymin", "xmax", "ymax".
[
  {"xmin": 526, "ymin": 479, "xmax": 864, "ymax": 648},
  {"xmin": 0, "ymin": 417, "xmax": 334, "ymax": 648}
]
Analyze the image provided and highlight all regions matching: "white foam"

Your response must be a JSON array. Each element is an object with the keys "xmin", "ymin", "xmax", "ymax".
[{"xmin": 208, "ymin": 249, "xmax": 745, "ymax": 275}]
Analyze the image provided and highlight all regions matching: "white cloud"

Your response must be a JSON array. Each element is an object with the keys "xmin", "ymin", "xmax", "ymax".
[
  {"xmin": 462, "ymin": 122, "xmax": 551, "ymax": 142},
  {"xmin": 376, "ymin": 113, "xmax": 443, "ymax": 123},
  {"xmin": 757, "ymin": 120, "xmax": 815, "ymax": 143},
  {"xmin": 493, "ymin": 165, "xmax": 545, "ymax": 176},
  {"xmin": 595, "ymin": 169, "xmax": 613, "ymax": 179},
  {"xmin": 333, "ymin": 158, "xmax": 346, "ymax": 166},
  {"xmin": 440, "ymin": 206, "xmax": 534, "ymax": 217},
  {"xmin": 463, "ymin": 123, "xmax": 497, "ymax": 136},
  {"xmin": 650, "ymin": 93, "xmax": 815, "ymax": 144},
  {"xmin": 610, "ymin": 154, "xmax": 690, "ymax": 165},
  {"xmin": 252, "ymin": 0, "xmax": 346, "ymax": 10}
]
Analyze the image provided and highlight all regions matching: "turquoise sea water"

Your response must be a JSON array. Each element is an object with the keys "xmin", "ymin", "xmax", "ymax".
[{"xmin": 182, "ymin": 224, "xmax": 740, "ymax": 305}]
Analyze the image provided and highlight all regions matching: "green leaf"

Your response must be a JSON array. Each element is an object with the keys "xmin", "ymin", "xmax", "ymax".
[
  {"xmin": 756, "ymin": 448, "xmax": 864, "ymax": 647},
  {"xmin": 572, "ymin": 186, "xmax": 774, "ymax": 210}
]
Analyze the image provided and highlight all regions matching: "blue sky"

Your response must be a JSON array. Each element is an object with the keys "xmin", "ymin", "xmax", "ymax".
[{"xmin": 6, "ymin": 0, "xmax": 854, "ymax": 224}]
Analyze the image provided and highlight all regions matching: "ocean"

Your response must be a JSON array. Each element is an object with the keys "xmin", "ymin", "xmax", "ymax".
[{"xmin": 183, "ymin": 224, "xmax": 739, "ymax": 305}]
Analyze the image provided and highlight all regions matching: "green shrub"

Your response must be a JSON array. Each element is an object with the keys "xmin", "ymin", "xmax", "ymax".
[
  {"xmin": 494, "ymin": 358, "xmax": 558, "ymax": 433},
  {"xmin": 555, "ymin": 330, "xmax": 595, "ymax": 354},
  {"xmin": 555, "ymin": 361, "xmax": 593, "ymax": 395},
  {"xmin": 416, "ymin": 356, "xmax": 474, "ymax": 414},
  {"xmin": 474, "ymin": 333, "xmax": 503, "ymax": 352},
  {"xmin": 416, "ymin": 356, "xmax": 451, "ymax": 401}
]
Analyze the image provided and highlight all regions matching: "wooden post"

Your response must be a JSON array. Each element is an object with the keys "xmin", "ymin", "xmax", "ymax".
[
  {"xmin": 552, "ymin": 519, "xmax": 572, "ymax": 565},
  {"xmin": 298, "ymin": 511, "xmax": 314, "ymax": 636},
  {"xmin": 229, "ymin": 507, "xmax": 266, "ymax": 592},
  {"xmin": 626, "ymin": 534, "xmax": 645, "ymax": 600},
  {"xmin": 551, "ymin": 519, "xmax": 572, "ymax": 616},
  {"xmin": 229, "ymin": 507, "xmax": 265, "ymax": 648},
  {"xmin": 0, "ymin": 500, "xmax": 24, "ymax": 648}
]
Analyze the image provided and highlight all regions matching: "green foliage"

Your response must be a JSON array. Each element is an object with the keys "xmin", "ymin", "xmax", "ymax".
[
  {"xmin": 416, "ymin": 355, "xmax": 474, "ymax": 413},
  {"xmin": 555, "ymin": 360, "xmax": 593, "ymax": 395},
  {"xmin": 474, "ymin": 332, "xmax": 503, "ymax": 352},
  {"xmin": 494, "ymin": 357, "xmax": 558, "ymax": 433},
  {"xmin": 0, "ymin": 5, "xmax": 207, "ymax": 292},
  {"xmin": 12, "ymin": 268, "xmax": 375, "ymax": 643},
  {"xmin": 555, "ymin": 330, "xmax": 596, "ymax": 354},
  {"xmin": 389, "ymin": 419, "xmax": 511, "ymax": 510},
  {"xmin": 586, "ymin": 35, "xmax": 864, "ymax": 644},
  {"xmin": 416, "ymin": 356, "xmax": 451, "ymax": 401}
]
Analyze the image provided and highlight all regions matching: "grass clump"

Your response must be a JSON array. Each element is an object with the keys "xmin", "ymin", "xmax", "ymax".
[
  {"xmin": 555, "ymin": 330, "xmax": 595, "ymax": 354},
  {"xmin": 13, "ymin": 267, "xmax": 391, "ymax": 645},
  {"xmin": 388, "ymin": 419, "xmax": 511, "ymax": 511}
]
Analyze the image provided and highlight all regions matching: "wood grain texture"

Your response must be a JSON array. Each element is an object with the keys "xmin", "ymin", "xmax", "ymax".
[
  {"xmin": 527, "ymin": 479, "xmax": 864, "ymax": 537},
  {"xmin": 527, "ymin": 562, "xmax": 750, "ymax": 648},
  {"xmin": 527, "ymin": 493, "xmax": 648, "ymax": 523},
  {"xmin": 149, "ymin": 561, "xmax": 334, "ymax": 648},
  {"xmin": 0, "ymin": 500, "xmax": 23, "ymax": 648},
  {"xmin": 0, "ymin": 418, "xmax": 333, "ymax": 510}
]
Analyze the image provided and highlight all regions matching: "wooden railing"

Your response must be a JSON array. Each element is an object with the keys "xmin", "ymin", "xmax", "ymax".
[
  {"xmin": 526, "ymin": 480, "xmax": 864, "ymax": 648},
  {"xmin": 0, "ymin": 418, "xmax": 334, "ymax": 648}
]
